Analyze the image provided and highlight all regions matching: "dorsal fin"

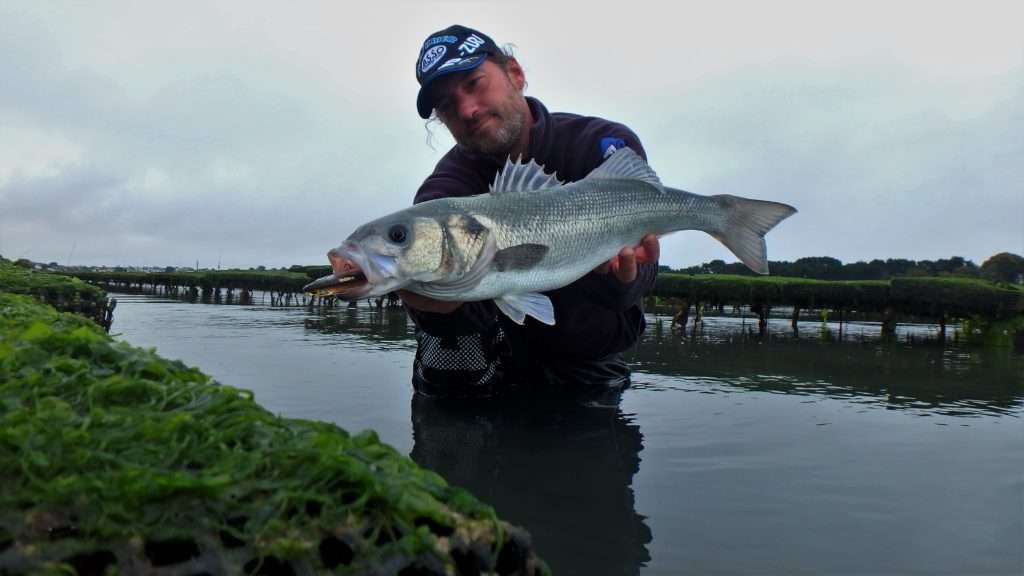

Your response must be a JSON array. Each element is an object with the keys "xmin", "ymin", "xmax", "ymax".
[
  {"xmin": 489, "ymin": 157, "xmax": 564, "ymax": 195},
  {"xmin": 584, "ymin": 147, "xmax": 662, "ymax": 188}
]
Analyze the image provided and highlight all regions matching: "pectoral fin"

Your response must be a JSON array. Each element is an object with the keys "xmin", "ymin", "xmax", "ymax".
[
  {"xmin": 495, "ymin": 292, "xmax": 555, "ymax": 326},
  {"xmin": 493, "ymin": 244, "xmax": 549, "ymax": 272}
]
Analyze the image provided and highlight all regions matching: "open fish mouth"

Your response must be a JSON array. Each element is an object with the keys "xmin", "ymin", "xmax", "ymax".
[
  {"xmin": 302, "ymin": 271, "xmax": 368, "ymax": 298},
  {"xmin": 303, "ymin": 254, "xmax": 370, "ymax": 299}
]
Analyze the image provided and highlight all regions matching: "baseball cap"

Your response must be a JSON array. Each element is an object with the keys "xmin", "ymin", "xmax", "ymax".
[{"xmin": 415, "ymin": 25, "xmax": 501, "ymax": 119}]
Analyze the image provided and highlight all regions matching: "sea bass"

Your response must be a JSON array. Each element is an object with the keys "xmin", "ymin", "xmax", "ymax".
[{"xmin": 304, "ymin": 148, "xmax": 796, "ymax": 325}]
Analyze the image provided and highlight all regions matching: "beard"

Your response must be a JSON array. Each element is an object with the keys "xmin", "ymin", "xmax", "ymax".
[
  {"xmin": 465, "ymin": 108, "xmax": 526, "ymax": 157},
  {"xmin": 453, "ymin": 92, "xmax": 528, "ymax": 158}
]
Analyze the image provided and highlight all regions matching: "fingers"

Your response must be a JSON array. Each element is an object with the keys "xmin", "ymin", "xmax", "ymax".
[
  {"xmin": 614, "ymin": 246, "xmax": 637, "ymax": 283},
  {"xmin": 633, "ymin": 234, "xmax": 660, "ymax": 264},
  {"xmin": 592, "ymin": 235, "xmax": 660, "ymax": 282}
]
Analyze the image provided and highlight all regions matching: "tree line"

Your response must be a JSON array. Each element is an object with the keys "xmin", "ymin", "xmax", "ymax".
[{"xmin": 665, "ymin": 253, "xmax": 1024, "ymax": 283}]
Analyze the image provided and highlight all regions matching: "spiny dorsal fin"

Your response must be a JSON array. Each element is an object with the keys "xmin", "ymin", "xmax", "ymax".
[
  {"xmin": 584, "ymin": 147, "xmax": 662, "ymax": 188},
  {"xmin": 489, "ymin": 157, "xmax": 564, "ymax": 195}
]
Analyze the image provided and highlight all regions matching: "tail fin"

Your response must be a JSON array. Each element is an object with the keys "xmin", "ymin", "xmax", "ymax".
[{"xmin": 710, "ymin": 195, "xmax": 797, "ymax": 274}]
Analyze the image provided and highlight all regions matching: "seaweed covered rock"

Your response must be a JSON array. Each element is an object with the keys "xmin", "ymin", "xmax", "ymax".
[
  {"xmin": 0, "ymin": 259, "xmax": 114, "ymax": 330},
  {"xmin": 0, "ymin": 293, "xmax": 547, "ymax": 575}
]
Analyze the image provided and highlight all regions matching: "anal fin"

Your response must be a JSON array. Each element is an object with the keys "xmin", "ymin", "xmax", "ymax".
[{"xmin": 494, "ymin": 292, "xmax": 555, "ymax": 325}]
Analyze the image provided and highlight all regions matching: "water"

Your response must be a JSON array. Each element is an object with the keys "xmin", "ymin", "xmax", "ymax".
[{"xmin": 109, "ymin": 294, "xmax": 1024, "ymax": 575}]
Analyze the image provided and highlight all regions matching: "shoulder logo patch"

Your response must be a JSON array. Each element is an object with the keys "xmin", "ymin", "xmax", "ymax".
[{"xmin": 600, "ymin": 136, "xmax": 626, "ymax": 159}]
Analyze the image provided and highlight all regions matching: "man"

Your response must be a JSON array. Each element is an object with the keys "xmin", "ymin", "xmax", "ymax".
[{"xmin": 404, "ymin": 25, "xmax": 659, "ymax": 398}]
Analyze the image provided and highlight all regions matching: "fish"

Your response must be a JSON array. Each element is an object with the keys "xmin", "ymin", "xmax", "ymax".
[{"xmin": 304, "ymin": 147, "xmax": 796, "ymax": 325}]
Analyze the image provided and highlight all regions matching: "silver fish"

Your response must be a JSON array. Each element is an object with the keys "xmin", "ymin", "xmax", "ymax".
[{"xmin": 304, "ymin": 148, "xmax": 796, "ymax": 325}]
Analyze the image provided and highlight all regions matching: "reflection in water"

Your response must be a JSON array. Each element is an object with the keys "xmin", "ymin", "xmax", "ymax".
[
  {"xmin": 633, "ymin": 315, "xmax": 1024, "ymax": 418},
  {"xmin": 303, "ymin": 306, "xmax": 416, "ymax": 351},
  {"xmin": 410, "ymin": 394, "xmax": 651, "ymax": 576}
]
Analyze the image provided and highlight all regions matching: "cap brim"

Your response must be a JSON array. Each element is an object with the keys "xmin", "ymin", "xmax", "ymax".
[{"xmin": 416, "ymin": 54, "xmax": 489, "ymax": 119}]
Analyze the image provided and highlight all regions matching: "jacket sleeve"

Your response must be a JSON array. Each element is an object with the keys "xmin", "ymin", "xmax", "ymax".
[
  {"xmin": 406, "ymin": 301, "xmax": 498, "ymax": 336},
  {"xmin": 577, "ymin": 259, "xmax": 658, "ymax": 312}
]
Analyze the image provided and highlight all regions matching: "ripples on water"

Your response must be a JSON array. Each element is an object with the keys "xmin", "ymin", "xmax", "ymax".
[{"xmin": 109, "ymin": 293, "xmax": 1024, "ymax": 576}]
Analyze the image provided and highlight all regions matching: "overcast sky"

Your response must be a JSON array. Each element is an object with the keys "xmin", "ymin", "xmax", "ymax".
[{"xmin": 1, "ymin": 1, "xmax": 1021, "ymax": 271}]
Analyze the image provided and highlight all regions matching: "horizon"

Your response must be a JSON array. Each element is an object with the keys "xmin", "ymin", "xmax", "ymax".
[{"xmin": 15, "ymin": 252, "xmax": 1012, "ymax": 272}]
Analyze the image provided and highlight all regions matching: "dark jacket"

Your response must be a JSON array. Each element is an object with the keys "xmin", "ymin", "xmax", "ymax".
[{"xmin": 408, "ymin": 97, "xmax": 657, "ymax": 395}]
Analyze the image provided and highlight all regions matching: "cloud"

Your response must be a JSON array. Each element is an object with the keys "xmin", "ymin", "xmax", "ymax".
[{"xmin": 1, "ymin": 1, "xmax": 1021, "ymax": 269}]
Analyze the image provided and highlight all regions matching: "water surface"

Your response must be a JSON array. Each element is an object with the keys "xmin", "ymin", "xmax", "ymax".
[{"xmin": 110, "ymin": 294, "xmax": 1024, "ymax": 575}]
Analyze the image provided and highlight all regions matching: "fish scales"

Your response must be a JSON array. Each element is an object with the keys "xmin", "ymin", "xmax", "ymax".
[{"xmin": 442, "ymin": 180, "xmax": 717, "ymax": 300}]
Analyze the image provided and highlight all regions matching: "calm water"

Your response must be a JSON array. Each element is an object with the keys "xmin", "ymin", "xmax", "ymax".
[{"xmin": 110, "ymin": 293, "xmax": 1024, "ymax": 575}]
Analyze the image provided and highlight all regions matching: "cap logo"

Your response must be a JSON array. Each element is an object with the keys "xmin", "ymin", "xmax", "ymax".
[
  {"xmin": 436, "ymin": 54, "xmax": 482, "ymax": 72},
  {"xmin": 424, "ymin": 35, "xmax": 457, "ymax": 48},
  {"xmin": 458, "ymin": 34, "xmax": 486, "ymax": 56},
  {"xmin": 420, "ymin": 45, "xmax": 447, "ymax": 74}
]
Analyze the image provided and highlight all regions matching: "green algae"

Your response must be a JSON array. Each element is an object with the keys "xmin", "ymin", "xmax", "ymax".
[
  {"xmin": 71, "ymin": 270, "xmax": 312, "ymax": 295},
  {"xmin": 0, "ymin": 292, "xmax": 545, "ymax": 575},
  {"xmin": 0, "ymin": 260, "xmax": 114, "ymax": 330},
  {"xmin": 0, "ymin": 259, "xmax": 106, "ymax": 307},
  {"xmin": 654, "ymin": 273, "xmax": 1023, "ymax": 320}
]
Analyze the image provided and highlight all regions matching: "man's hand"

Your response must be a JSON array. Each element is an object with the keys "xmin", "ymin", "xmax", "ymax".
[
  {"xmin": 398, "ymin": 290, "xmax": 463, "ymax": 314},
  {"xmin": 593, "ymin": 234, "xmax": 660, "ymax": 283}
]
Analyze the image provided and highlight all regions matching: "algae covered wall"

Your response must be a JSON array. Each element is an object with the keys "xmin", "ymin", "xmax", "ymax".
[{"xmin": 0, "ymin": 265, "xmax": 548, "ymax": 575}]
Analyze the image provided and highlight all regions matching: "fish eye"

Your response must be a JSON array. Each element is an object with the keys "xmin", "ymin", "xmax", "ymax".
[{"xmin": 387, "ymin": 224, "xmax": 408, "ymax": 244}]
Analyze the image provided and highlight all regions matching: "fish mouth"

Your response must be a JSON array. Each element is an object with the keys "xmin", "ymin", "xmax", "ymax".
[
  {"xmin": 302, "ymin": 252, "xmax": 371, "ymax": 299},
  {"xmin": 302, "ymin": 270, "xmax": 368, "ymax": 298}
]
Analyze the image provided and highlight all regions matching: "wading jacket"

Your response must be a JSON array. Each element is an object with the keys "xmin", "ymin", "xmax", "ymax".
[{"xmin": 408, "ymin": 97, "xmax": 658, "ymax": 396}]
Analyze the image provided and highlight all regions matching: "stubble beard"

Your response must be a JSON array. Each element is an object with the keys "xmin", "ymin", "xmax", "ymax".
[{"xmin": 456, "ymin": 93, "xmax": 527, "ymax": 159}]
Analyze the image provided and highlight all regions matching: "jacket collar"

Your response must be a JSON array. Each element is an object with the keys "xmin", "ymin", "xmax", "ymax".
[{"xmin": 524, "ymin": 96, "xmax": 550, "ymax": 162}]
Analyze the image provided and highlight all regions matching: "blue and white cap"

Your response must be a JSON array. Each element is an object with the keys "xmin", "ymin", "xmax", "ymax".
[{"xmin": 415, "ymin": 25, "xmax": 500, "ymax": 119}]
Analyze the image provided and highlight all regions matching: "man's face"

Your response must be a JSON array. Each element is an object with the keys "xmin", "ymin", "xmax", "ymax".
[{"xmin": 430, "ymin": 59, "xmax": 529, "ymax": 157}]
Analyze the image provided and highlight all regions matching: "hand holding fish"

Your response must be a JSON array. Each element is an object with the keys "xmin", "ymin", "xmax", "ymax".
[{"xmin": 593, "ymin": 234, "xmax": 660, "ymax": 284}]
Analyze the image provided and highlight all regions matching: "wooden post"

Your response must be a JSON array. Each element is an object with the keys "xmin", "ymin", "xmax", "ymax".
[
  {"xmin": 672, "ymin": 298, "xmax": 690, "ymax": 330},
  {"xmin": 791, "ymin": 306, "xmax": 800, "ymax": 332},
  {"xmin": 752, "ymin": 303, "xmax": 769, "ymax": 335},
  {"xmin": 881, "ymin": 306, "xmax": 897, "ymax": 336},
  {"xmin": 103, "ymin": 298, "xmax": 117, "ymax": 331}
]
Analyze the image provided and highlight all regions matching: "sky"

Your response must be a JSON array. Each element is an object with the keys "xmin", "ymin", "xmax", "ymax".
[{"xmin": 1, "ymin": 1, "xmax": 1021, "ymax": 271}]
